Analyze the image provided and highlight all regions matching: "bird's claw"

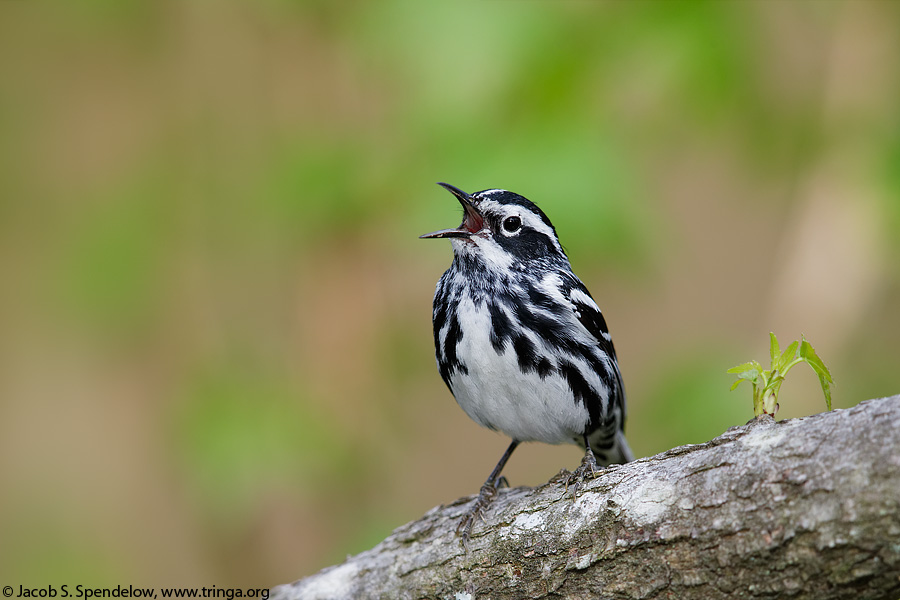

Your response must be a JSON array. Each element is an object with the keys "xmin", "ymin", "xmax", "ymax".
[
  {"xmin": 564, "ymin": 451, "xmax": 599, "ymax": 500},
  {"xmin": 457, "ymin": 482, "xmax": 498, "ymax": 548}
]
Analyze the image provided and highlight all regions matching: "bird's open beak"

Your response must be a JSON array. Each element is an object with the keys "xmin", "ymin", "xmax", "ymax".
[{"xmin": 419, "ymin": 182, "xmax": 485, "ymax": 239}]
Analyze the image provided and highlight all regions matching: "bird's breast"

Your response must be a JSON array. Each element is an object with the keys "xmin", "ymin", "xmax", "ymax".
[{"xmin": 447, "ymin": 294, "xmax": 591, "ymax": 445}]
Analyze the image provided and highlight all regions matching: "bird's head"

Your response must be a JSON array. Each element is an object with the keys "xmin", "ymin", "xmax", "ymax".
[{"xmin": 420, "ymin": 183, "xmax": 568, "ymax": 269}]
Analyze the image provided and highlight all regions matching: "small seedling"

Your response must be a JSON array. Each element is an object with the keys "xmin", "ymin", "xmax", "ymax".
[{"xmin": 728, "ymin": 333, "xmax": 833, "ymax": 417}]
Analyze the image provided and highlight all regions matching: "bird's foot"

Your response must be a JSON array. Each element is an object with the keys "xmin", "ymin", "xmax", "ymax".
[
  {"xmin": 564, "ymin": 449, "xmax": 599, "ymax": 500},
  {"xmin": 457, "ymin": 481, "xmax": 498, "ymax": 549}
]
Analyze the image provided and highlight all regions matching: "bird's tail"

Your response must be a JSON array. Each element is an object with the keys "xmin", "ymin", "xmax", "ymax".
[
  {"xmin": 587, "ymin": 429, "xmax": 635, "ymax": 466},
  {"xmin": 610, "ymin": 431, "xmax": 635, "ymax": 464}
]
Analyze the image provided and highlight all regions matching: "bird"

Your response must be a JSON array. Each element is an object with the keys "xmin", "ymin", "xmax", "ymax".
[{"xmin": 420, "ymin": 182, "xmax": 634, "ymax": 545}]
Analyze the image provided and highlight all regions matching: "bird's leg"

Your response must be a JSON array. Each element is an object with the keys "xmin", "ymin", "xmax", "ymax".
[
  {"xmin": 565, "ymin": 435, "xmax": 600, "ymax": 499},
  {"xmin": 457, "ymin": 440, "xmax": 519, "ymax": 548}
]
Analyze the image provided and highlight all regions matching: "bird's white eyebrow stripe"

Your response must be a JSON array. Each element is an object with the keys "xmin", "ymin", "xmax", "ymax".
[{"xmin": 476, "ymin": 189, "xmax": 507, "ymax": 197}]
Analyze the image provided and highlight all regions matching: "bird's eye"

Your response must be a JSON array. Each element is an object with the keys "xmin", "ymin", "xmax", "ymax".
[{"xmin": 502, "ymin": 216, "xmax": 522, "ymax": 233}]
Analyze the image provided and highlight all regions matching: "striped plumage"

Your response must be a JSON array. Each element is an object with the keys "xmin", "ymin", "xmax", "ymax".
[{"xmin": 421, "ymin": 183, "xmax": 633, "ymax": 543}]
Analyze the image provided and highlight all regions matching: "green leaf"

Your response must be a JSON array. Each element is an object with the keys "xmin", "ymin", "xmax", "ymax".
[
  {"xmin": 776, "ymin": 340, "xmax": 799, "ymax": 373},
  {"xmin": 730, "ymin": 334, "xmax": 834, "ymax": 417},
  {"xmin": 799, "ymin": 338, "xmax": 834, "ymax": 383},
  {"xmin": 769, "ymin": 332, "xmax": 780, "ymax": 365},
  {"xmin": 800, "ymin": 337, "xmax": 834, "ymax": 411},
  {"xmin": 819, "ymin": 374, "xmax": 833, "ymax": 411},
  {"xmin": 727, "ymin": 360, "xmax": 761, "ymax": 376}
]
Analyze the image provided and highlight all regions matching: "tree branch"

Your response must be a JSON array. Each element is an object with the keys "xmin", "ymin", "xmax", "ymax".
[{"xmin": 272, "ymin": 397, "xmax": 900, "ymax": 600}]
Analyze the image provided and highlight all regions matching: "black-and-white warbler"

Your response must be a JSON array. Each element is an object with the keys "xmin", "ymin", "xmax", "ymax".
[{"xmin": 421, "ymin": 182, "xmax": 634, "ymax": 543}]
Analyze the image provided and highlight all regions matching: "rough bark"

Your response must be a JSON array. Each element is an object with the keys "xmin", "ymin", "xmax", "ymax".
[{"xmin": 272, "ymin": 396, "xmax": 900, "ymax": 600}]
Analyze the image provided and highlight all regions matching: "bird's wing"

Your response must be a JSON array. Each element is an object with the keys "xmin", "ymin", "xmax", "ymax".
[
  {"xmin": 560, "ymin": 272, "xmax": 627, "ymax": 423},
  {"xmin": 560, "ymin": 273, "xmax": 616, "ymax": 359}
]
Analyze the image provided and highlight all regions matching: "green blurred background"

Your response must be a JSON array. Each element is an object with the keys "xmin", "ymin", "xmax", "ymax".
[{"xmin": 1, "ymin": 0, "xmax": 899, "ymax": 589}]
